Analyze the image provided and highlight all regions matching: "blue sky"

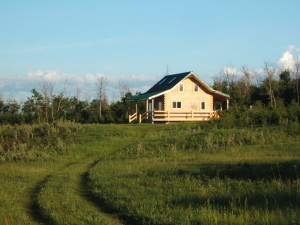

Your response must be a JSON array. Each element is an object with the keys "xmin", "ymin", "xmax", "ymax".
[{"xmin": 0, "ymin": 0, "xmax": 300, "ymax": 101}]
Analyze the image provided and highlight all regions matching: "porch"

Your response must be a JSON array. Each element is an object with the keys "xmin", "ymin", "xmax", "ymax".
[{"xmin": 129, "ymin": 110, "xmax": 220, "ymax": 123}]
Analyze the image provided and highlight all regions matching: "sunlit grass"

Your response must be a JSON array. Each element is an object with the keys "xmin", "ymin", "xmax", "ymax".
[
  {"xmin": 36, "ymin": 126, "xmax": 138, "ymax": 225},
  {"xmin": 0, "ymin": 122, "xmax": 299, "ymax": 224},
  {"xmin": 0, "ymin": 161, "xmax": 58, "ymax": 225},
  {"xmin": 0, "ymin": 124, "xmax": 138, "ymax": 224},
  {"xmin": 89, "ymin": 125, "xmax": 300, "ymax": 225}
]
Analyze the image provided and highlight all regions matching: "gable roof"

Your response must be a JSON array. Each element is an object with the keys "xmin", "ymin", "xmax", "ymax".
[{"xmin": 127, "ymin": 71, "xmax": 230, "ymax": 101}]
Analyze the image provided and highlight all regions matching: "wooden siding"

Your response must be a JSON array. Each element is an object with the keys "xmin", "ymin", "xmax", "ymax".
[{"xmin": 164, "ymin": 77, "xmax": 213, "ymax": 111}]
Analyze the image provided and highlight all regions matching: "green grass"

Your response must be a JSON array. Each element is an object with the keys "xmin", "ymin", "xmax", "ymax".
[
  {"xmin": 36, "ymin": 125, "xmax": 139, "ymax": 225},
  {"xmin": 37, "ymin": 161, "xmax": 122, "ymax": 225},
  {"xmin": 88, "ymin": 125, "xmax": 300, "ymax": 225},
  {"xmin": 0, "ymin": 122, "xmax": 299, "ymax": 224},
  {"xmin": 0, "ymin": 124, "xmax": 138, "ymax": 224},
  {"xmin": 0, "ymin": 161, "xmax": 58, "ymax": 225}
]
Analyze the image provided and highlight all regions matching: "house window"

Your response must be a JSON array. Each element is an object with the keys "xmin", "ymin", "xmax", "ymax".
[
  {"xmin": 201, "ymin": 101, "xmax": 206, "ymax": 110},
  {"xmin": 172, "ymin": 101, "xmax": 182, "ymax": 109},
  {"xmin": 179, "ymin": 83, "xmax": 184, "ymax": 92},
  {"xmin": 194, "ymin": 83, "xmax": 199, "ymax": 92}
]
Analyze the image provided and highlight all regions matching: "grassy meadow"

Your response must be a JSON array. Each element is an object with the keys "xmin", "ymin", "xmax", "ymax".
[{"xmin": 0, "ymin": 122, "xmax": 299, "ymax": 224}]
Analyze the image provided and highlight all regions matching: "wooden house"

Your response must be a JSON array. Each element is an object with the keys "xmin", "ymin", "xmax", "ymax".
[{"xmin": 128, "ymin": 71, "xmax": 230, "ymax": 123}]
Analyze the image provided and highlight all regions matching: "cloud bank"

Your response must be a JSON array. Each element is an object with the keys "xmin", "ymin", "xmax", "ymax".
[
  {"xmin": 0, "ymin": 70, "xmax": 159, "ymax": 103},
  {"xmin": 223, "ymin": 66, "xmax": 237, "ymax": 75}
]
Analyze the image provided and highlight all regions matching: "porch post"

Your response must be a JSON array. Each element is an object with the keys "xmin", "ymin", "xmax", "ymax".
[
  {"xmin": 151, "ymin": 98, "xmax": 154, "ymax": 123},
  {"xmin": 135, "ymin": 103, "xmax": 138, "ymax": 115},
  {"xmin": 146, "ymin": 99, "xmax": 149, "ymax": 119},
  {"xmin": 226, "ymin": 99, "xmax": 229, "ymax": 110}
]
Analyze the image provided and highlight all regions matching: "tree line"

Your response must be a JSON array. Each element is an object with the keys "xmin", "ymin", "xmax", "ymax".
[
  {"xmin": 0, "ymin": 76, "xmax": 144, "ymax": 125},
  {"xmin": 212, "ymin": 61, "xmax": 300, "ymax": 107},
  {"xmin": 0, "ymin": 60, "xmax": 300, "ymax": 125}
]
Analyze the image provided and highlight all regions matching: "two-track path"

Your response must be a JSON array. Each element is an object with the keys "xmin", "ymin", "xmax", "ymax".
[
  {"xmin": 29, "ymin": 158, "xmax": 124, "ymax": 225},
  {"xmin": 26, "ymin": 126, "xmax": 146, "ymax": 225}
]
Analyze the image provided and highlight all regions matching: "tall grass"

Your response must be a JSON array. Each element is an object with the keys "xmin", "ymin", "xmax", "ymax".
[
  {"xmin": 0, "ymin": 121, "xmax": 81, "ymax": 161},
  {"xmin": 118, "ymin": 123, "xmax": 300, "ymax": 157}
]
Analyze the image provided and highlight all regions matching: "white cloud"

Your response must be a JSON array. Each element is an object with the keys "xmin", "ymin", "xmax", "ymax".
[
  {"xmin": 278, "ymin": 51, "xmax": 294, "ymax": 69},
  {"xmin": 28, "ymin": 70, "xmax": 65, "ymax": 81},
  {"xmin": 223, "ymin": 66, "xmax": 236, "ymax": 75},
  {"xmin": 278, "ymin": 45, "xmax": 300, "ymax": 69},
  {"xmin": 84, "ymin": 73, "xmax": 98, "ymax": 83}
]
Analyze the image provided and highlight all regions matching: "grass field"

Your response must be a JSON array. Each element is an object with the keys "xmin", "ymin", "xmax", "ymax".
[{"xmin": 0, "ymin": 122, "xmax": 299, "ymax": 224}]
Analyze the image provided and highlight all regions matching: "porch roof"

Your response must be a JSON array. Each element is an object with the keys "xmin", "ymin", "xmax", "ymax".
[{"xmin": 127, "ymin": 91, "xmax": 164, "ymax": 101}]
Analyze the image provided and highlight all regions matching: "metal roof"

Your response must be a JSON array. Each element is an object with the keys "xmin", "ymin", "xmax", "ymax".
[{"xmin": 127, "ymin": 91, "xmax": 164, "ymax": 101}]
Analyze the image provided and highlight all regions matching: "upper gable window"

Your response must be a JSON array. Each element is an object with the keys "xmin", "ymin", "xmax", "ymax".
[
  {"xmin": 159, "ymin": 78, "xmax": 167, "ymax": 85},
  {"xmin": 168, "ymin": 77, "xmax": 176, "ymax": 83},
  {"xmin": 194, "ymin": 83, "xmax": 199, "ymax": 92},
  {"xmin": 179, "ymin": 83, "xmax": 184, "ymax": 92}
]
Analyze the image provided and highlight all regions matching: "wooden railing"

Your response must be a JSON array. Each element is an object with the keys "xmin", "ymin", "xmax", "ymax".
[
  {"xmin": 139, "ymin": 112, "xmax": 148, "ymax": 123},
  {"xmin": 152, "ymin": 110, "xmax": 219, "ymax": 122},
  {"xmin": 128, "ymin": 112, "xmax": 137, "ymax": 123},
  {"xmin": 129, "ymin": 111, "xmax": 219, "ymax": 123}
]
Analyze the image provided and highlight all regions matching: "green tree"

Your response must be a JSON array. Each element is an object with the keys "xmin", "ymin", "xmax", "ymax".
[{"xmin": 278, "ymin": 70, "xmax": 294, "ymax": 104}]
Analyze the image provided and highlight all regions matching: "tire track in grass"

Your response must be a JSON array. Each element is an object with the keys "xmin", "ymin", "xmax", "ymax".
[
  {"xmin": 28, "ymin": 162, "xmax": 79, "ymax": 225},
  {"xmin": 33, "ymin": 159, "xmax": 124, "ymax": 225},
  {"xmin": 28, "ymin": 174, "xmax": 56, "ymax": 225},
  {"xmin": 79, "ymin": 160, "xmax": 131, "ymax": 225},
  {"xmin": 78, "ymin": 126, "xmax": 150, "ymax": 225},
  {"xmin": 28, "ymin": 126, "xmax": 144, "ymax": 224}
]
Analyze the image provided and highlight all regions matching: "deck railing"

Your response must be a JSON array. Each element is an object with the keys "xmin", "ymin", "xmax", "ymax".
[
  {"xmin": 152, "ymin": 110, "xmax": 218, "ymax": 122},
  {"xmin": 139, "ymin": 111, "xmax": 148, "ymax": 123},
  {"xmin": 128, "ymin": 112, "xmax": 137, "ymax": 123},
  {"xmin": 129, "ymin": 111, "xmax": 219, "ymax": 123}
]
